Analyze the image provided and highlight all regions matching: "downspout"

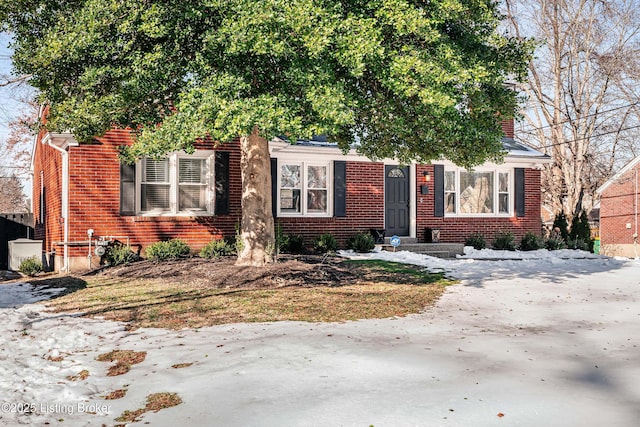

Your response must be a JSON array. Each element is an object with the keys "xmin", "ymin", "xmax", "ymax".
[{"xmin": 46, "ymin": 141, "xmax": 70, "ymax": 272}]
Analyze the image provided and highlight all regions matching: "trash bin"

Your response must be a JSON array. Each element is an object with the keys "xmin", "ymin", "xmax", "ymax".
[
  {"xmin": 593, "ymin": 238, "xmax": 600, "ymax": 254},
  {"xmin": 8, "ymin": 239, "xmax": 43, "ymax": 271}
]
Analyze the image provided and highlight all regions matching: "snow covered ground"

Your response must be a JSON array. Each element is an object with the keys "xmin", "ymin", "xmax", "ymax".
[{"xmin": 1, "ymin": 249, "xmax": 639, "ymax": 426}]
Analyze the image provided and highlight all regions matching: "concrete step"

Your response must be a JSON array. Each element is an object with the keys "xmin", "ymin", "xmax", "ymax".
[{"xmin": 380, "ymin": 243, "xmax": 464, "ymax": 259}]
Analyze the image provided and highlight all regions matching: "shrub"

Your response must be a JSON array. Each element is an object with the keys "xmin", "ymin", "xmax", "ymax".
[
  {"xmin": 19, "ymin": 256, "xmax": 43, "ymax": 276},
  {"xmin": 465, "ymin": 232, "xmax": 486, "ymax": 250},
  {"xmin": 567, "ymin": 238, "xmax": 591, "ymax": 252},
  {"xmin": 275, "ymin": 224, "xmax": 305, "ymax": 254},
  {"xmin": 552, "ymin": 212, "xmax": 570, "ymax": 241},
  {"xmin": 313, "ymin": 233, "xmax": 338, "ymax": 254},
  {"xmin": 146, "ymin": 239, "xmax": 191, "ymax": 262},
  {"xmin": 105, "ymin": 242, "xmax": 140, "ymax": 266},
  {"xmin": 569, "ymin": 211, "xmax": 594, "ymax": 252},
  {"xmin": 519, "ymin": 232, "xmax": 544, "ymax": 251},
  {"xmin": 200, "ymin": 238, "xmax": 235, "ymax": 259},
  {"xmin": 347, "ymin": 231, "xmax": 376, "ymax": 253},
  {"xmin": 492, "ymin": 231, "xmax": 516, "ymax": 251},
  {"xmin": 545, "ymin": 236, "xmax": 567, "ymax": 251}
]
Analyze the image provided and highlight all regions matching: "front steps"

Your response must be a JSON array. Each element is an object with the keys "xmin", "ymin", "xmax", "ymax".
[{"xmin": 379, "ymin": 237, "xmax": 464, "ymax": 259}]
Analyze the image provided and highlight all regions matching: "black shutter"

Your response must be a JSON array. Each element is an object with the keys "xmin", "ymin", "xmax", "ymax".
[
  {"xmin": 434, "ymin": 164, "xmax": 445, "ymax": 217},
  {"xmin": 515, "ymin": 168, "xmax": 525, "ymax": 217},
  {"xmin": 120, "ymin": 162, "xmax": 136, "ymax": 216},
  {"xmin": 333, "ymin": 161, "xmax": 347, "ymax": 217},
  {"xmin": 271, "ymin": 158, "xmax": 278, "ymax": 218},
  {"xmin": 215, "ymin": 151, "xmax": 230, "ymax": 215}
]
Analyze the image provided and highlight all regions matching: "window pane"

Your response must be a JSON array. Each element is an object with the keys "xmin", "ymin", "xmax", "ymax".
[
  {"xmin": 446, "ymin": 193, "xmax": 456, "ymax": 213},
  {"xmin": 141, "ymin": 184, "xmax": 170, "ymax": 211},
  {"xmin": 307, "ymin": 189, "xmax": 327, "ymax": 212},
  {"xmin": 143, "ymin": 159, "xmax": 169, "ymax": 183},
  {"xmin": 460, "ymin": 172, "xmax": 494, "ymax": 213},
  {"xmin": 180, "ymin": 185, "xmax": 206, "ymax": 210},
  {"xmin": 307, "ymin": 165, "xmax": 327, "ymax": 189},
  {"xmin": 499, "ymin": 193, "xmax": 509, "ymax": 214},
  {"xmin": 281, "ymin": 165, "xmax": 301, "ymax": 188},
  {"xmin": 280, "ymin": 189, "xmax": 301, "ymax": 213},
  {"xmin": 179, "ymin": 158, "xmax": 206, "ymax": 184},
  {"xmin": 444, "ymin": 171, "xmax": 456, "ymax": 192},
  {"xmin": 499, "ymin": 173, "xmax": 509, "ymax": 192}
]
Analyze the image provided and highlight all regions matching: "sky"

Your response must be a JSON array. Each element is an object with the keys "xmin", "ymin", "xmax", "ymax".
[
  {"xmin": 1, "ymin": 248, "xmax": 639, "ymax": 426},
  {"xmin": 0, "ymin": 32, "xmax": 35, "ymax": 198}
]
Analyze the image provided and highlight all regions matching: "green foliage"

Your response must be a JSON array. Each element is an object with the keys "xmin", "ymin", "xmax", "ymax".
[
  {"xmin": 491, "ymin": 231, "xmax": 516, "ymax": 251},
  {"xmin": 275, "ymin": 223, "xmax": 305, "ymax": 254},
  {"xmin": 145, "ymin": 239, "xmax": 191, "ymax": 262},
  {"xmin": 569, "ymin": 211, "xmax": 594, "ymax": 252},
  {"xmin": 19, "ymin": 256, "xmax": 43, "ymax": 276},
  {"xmin": 545, "ymin": 237, "xmax": 567, "ymax": 251},
  {"xmin": 347, "ymin": 231, "xmax": 376, "ymax": 253},
  {"xmin": 199, "ymin": 238, "xmax": 235, "ymax": 259},
  {"xmin": 552, "ymin": 212, "xmax": 570, "ymax": 242},
  {"xmin": 464, "ymin": 232, "xmax": 486, "ymax": 250},
  {"xmin": 313, "ymin": 233, "xmax": 338, "ymax": 254},
  {"xmin": 2, "ymin": 0, "xmax": 530, "ymax": 170},
  {"xmin": 519, "ymin": 232, "xmax": 544, "ymax": 251},
  {"xmin": 105, "ymin": 243, "xmax": 140, "ymax": 266}
]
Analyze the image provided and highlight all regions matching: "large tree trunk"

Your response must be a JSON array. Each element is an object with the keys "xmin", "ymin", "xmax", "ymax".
[{"xmin": 236, "ymin": 127, "xmax": 275, "ymax": 267}]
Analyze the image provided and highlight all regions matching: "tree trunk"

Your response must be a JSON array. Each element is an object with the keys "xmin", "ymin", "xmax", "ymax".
[{"xmin": 236, "ymin": 127, "xmax": 275, "ymax": 267}]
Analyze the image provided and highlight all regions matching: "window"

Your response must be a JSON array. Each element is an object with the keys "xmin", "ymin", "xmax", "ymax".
[
  {"xmin": 279, "ymin": 162, "xmax": 330, "ymax": 216},
  {"xmin": 444, "ymin": 169, "xmax": 512, "ymax": 216},
  {"xmin": 122, "ymin": 152, "xmax": 216, "ymax": 215}
]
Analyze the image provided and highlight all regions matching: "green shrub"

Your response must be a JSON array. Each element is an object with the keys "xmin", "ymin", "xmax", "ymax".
[
  {"xmin": 519, "ymin": 232, "xmax": 544, "ymax": 251},
  {"xmin": 275, "ymin": 224, "xmax": 305, "ymax": 254},
  {"xmin": 569, "ymin": 211, "xmax": 594, "ymax": 252},
  {"xmin": 567, "ymin": 237, "xmax": 591, "ymax": 252},
  {"xmin": 200, "ymin": 238, "xmax": 235, "ymax": 258},
  {"xmin": 492, "ymin": 231, "xmax": 516, "ymax": 251},
  {"xmin": 552, "ymin": 212, "xmax": 570, "ymax": 241},
  {"xmin": 465, "ymin": 232, "xmax": 487, "ymax": 250},
  {"xmin": 545, "ymin": 237, "xmax": 567, "ymax": 251},
  {"xmin": 146, "ymin": 239, "xmax": 191, "ymax": 262},
  {"xmin": 313, "ymin": 233, "xmax": 338, "ymax": 254},
  {"xmin": 19, "ymin": 256, "xmax": 43, "ymax": 276},
  {"xmin": 105, "ymin": 243, "xmax": 140, "ymax": 266},
  {"xmin": 347, "ymin": 231, "xmax": 376, "ymax": 253}
]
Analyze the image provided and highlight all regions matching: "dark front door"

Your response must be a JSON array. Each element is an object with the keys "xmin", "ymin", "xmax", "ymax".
[{"xmin": 385, "ymin": 165, "xmax": 410, "ymax": 236}]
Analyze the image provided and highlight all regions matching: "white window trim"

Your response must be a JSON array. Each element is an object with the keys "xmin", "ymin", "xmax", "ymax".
[
  {"xmin": 136, "ymin": 151, "xmax": 216, "ymax": 216},
  {"xmin": 277, "ymin": 159, "xmax": 333, "ymax": 217},
  {"xmin": 444, "ymin": 167, "xmax": 514, "ymax": 217}
]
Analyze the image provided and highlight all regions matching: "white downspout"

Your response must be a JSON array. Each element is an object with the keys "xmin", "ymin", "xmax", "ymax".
[
  {"xmin": 44, "ymin": 137, "xmax": 71, "ymax": 272},
  {"xmin": 635, "ymin": 170, "xmax": 638, "ymax": 259}
]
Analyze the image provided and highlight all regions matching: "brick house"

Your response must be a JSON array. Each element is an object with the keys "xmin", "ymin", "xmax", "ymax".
[
  {"xmin": 596, "ymin": 156, "xmax": 640, "ymax": 257},
  {"xmin": 32, "ymin": 117, "xmax": 550, "ymax": 272}
]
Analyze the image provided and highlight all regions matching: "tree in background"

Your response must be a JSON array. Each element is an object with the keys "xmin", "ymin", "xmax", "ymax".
[
  {"xmin": 505, "ymin": 0, "xmax": 640, "ymax": 219},
  {"xmin": 0, "ymin": 173, "xmax": 26, "ymax": 212},
  {"xmin": 2, "ymin": 0, "xmax": 530, "ymax": 266}
]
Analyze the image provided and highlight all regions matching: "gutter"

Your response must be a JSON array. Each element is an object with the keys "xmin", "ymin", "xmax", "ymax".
[{"xmin": 41, "ymin": 132, "xmax": 78, "ymax": 272}]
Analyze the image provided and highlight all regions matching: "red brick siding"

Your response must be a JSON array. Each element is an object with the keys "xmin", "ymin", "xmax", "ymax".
[
  {"xmin": 415, "ymin": 165, "xmax": 542, "ymax": 244},
  {"xmin": 64, "ymin": 131, "xmax": 242, "ymax": 259},
  {"xmin": 599, "ymin": 164, "xmax": 640, "ymax": 246},
  {"xmin": 276, "ymin": 162, "xmax": 385, "ymax": 246}
]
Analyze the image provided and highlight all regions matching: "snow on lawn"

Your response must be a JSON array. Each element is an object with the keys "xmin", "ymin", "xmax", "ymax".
[{"xmin": 1, "ymin": 250, "xmax": 639, "ymax": 427}]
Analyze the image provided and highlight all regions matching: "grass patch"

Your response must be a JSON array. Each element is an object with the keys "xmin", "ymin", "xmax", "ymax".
[
  {"xmin": 67, "ymin": 369, "xmax": 89, "ymax": 381},
  {"xmin": 171, "ymin": 363, "xmax": 194, "ymax": 369},
  {"xmin": 104, "ymin": 389, "xmax": 127, "ymax": 400},
  {"xmin": 97, "ymin": 350, "xmax": 147, "ymax": 376},
  {"xmin": 43, "ymin": 259, "xmax": 454, "ymax": 329},
  {"xmin": 116, "ymin": 392, "xmax": 182, "ymax": 423}
]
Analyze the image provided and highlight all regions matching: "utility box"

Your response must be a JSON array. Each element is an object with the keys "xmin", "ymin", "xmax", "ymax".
[{"xmin": 8, "ymin": 239, "xmax": 43, "ymax": 271}]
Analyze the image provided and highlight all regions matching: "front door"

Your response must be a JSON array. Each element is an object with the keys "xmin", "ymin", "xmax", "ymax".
[{"xmin": 385, "ymin": 165, "xmax": 410, "ymax": 236}]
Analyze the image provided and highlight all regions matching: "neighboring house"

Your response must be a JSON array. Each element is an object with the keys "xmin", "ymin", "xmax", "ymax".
[
  {"xmin": 32, "ymin": 117, "xmax": 550, "ymax": 272},
  {"xmin": 597, "ymin": 157, "xmax": 640, "ymax": 258}
]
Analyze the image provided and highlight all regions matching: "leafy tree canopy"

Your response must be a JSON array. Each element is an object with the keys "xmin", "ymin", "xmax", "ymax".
[{"xmin": 2, "ymin": 0, "xmax": 530, "ymax": 168}]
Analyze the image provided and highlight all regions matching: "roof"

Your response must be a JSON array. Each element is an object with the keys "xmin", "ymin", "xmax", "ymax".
[{"xmin": 596, "ymin": 155, "xmax": 640, "ymax": 195}]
